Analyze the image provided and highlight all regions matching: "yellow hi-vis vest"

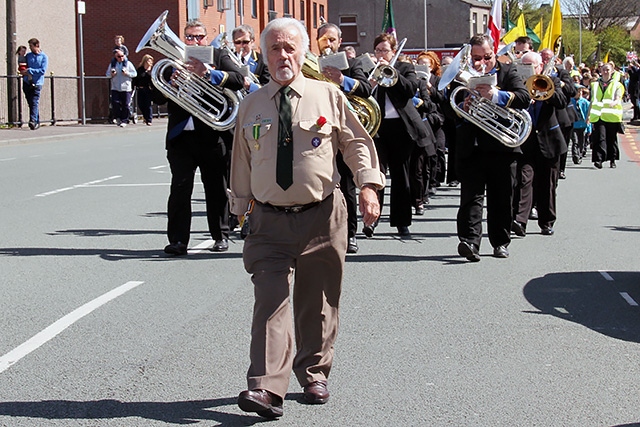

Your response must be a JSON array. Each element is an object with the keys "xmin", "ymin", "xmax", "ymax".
[{"xmin": 589, "ymin": 79, "xmax": 624, "ymax": 123}]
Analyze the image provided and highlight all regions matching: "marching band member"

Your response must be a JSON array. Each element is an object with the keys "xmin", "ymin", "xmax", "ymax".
[{"xmin": 231, "ymin": 24, "xmax": 271, "ymax": 86}]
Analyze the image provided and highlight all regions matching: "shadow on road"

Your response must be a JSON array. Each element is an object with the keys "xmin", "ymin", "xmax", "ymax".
[
  {"xmin": 523, "ymin": 271, "xmax": 640, "ymax": 343},
  {"xmin": 0, "ymin": 247, "xmax": 243, "ymax": 261},
  {"xmin": 0, "ymin": 397, "xmax": 269, "ymax": 426}
]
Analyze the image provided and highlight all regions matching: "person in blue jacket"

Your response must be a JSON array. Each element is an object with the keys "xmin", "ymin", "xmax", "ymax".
[{"xmin": 19, "ymin": 38, "xmax": 48, "ymax": 130}]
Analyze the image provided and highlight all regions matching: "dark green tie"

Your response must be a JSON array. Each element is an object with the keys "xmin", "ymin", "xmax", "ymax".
[{"xmin": 277, "ymin": 86, "xmax": 293, "ymax": 190}]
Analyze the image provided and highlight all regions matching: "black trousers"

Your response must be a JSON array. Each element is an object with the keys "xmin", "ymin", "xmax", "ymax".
[
  {"xmin": 375, "ymin": 118, "xmax": 415, "ymax": 228},
  {"xmin": 166, "ymin": 132, "xmax": 229, "ymax": 244},
  {"xmin": 591, "ymin": 121, "xmax": 620, "ymax": 163},
  {"xmin": 336, "ymin": 152, "xmax": 357, "ymax": 238},
  {"xmin": 456, "ymin": 150, "xmax": 517, "ymax": 249},
  {"xmin": 514, "ymin": 149, "xmax": 560, "ymax": 231}
]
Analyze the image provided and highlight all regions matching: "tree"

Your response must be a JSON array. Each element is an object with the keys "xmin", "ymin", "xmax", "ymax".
[
  {"xmin": 564, "ymin": 0, "xmax": 640, "ymax": 33},
  {"xmin": 599, "ymin": 25, "xmax": 632, "ymax": 65},
  {"xmin": 561, "ymin": 18, "xmax": 598, "ymax": 64}
]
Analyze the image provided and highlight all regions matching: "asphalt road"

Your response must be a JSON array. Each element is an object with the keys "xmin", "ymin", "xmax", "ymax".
[{"xmin": 1, "ymin": 116, "xmax": 640, "ymax": 427}]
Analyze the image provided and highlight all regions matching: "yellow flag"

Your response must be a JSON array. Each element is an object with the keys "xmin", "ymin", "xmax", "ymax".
[
  {"xmin": 533, "ymin": 18, "xmax": 543, "ymax": 40},
  {"xmin": 603, "ymin": 50, "xmax": 610, "ymax": 63},
  {"xmin": 502, "ymin": 14, "xmax": 528, "ymax": 44},
  {"xmin": 541, "ymin": 0, "xmax": 562, "ymax": 52}
]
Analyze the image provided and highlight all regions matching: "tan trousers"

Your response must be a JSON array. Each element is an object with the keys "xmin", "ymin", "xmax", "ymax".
[{"xmin": 242, "ymin": 189, "xmax": 347, "ymax": 399}]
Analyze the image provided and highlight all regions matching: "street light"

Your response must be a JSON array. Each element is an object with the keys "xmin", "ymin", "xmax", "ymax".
[
  {"xmin": 424, "ymin": 1, "xmax": 428, "ymax": 50},
  {"xmin": 77, "ymin": 1, "xmax": 86, "ymax": 125}
]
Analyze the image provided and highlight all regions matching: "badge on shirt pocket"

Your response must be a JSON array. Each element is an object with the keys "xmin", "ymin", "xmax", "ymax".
[{"xmin": 299, "ymin": 118, "xmax": 332, "ymax": 156}]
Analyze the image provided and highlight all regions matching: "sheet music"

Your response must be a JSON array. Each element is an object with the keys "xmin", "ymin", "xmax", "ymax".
[
  {"xmin": 185, "ymin": 46, "xmax": 213, "ymax": 64},
  {"xmin": 516, "ymin": 64, "xmax": 535, "ymax": 81},
  {"xmin": 467, "ymin": 73, "xmax": 497, "ymax": 89},
  {"xmin": 319, "ymin": 51, "xmax": 349, "ymax": 71},
  {"xmin": 357, "ymin": 54, "xmax": 376, "ymax": 73}
]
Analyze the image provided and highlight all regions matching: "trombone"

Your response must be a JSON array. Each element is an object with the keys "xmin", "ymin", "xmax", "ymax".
[
  {"xmin": 368, "ymin": 37, "xmax": 407, "ymax": 88},
  {"xmin": 525, "ymin": 56, "xmax": 556, "ymax": 101}
]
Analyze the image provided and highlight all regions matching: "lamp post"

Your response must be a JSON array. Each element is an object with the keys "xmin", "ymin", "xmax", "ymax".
[
  {"xmin": 77, "ymin": 1, "xmax": 86, "ymax": 125},
  {"xmin": 424, "ymin": 0, "xmax": 428, "ymax": 50}
]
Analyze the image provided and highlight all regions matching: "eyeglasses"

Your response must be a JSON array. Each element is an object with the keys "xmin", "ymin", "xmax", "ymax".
[
  {"xmin": 185, "ymin": 34, "xmax": 206, "ymax": 41},
  {"xmin": 515, "ymin": 50, "xmax": 529, "ymax": 55},
  {"xmin": 234, "ymin": 39, "xmax": 251, "ymax": 45},
  {"xmin": 471, "ymin": 54, "xmax": 494, "ymax": 62},
  {"xmin": 374, "ymin": 48, "xmax": 391, "ymax": 54}
]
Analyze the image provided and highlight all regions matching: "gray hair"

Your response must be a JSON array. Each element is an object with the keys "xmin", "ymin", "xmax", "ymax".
[
  {"xmin": 185, "ymin": 19, "xmax": 206, "ymax": 34},
  {"xmin": 317, "ymin": 22, "xmax": 341, "ymax": 40},
  {"xmin": 260, "ymin": 17, "xmax": 309, "ymax": 65},
  {"xmin": 232, "ymin": 24, "xmax": 255, "ymax": 41},
  {"xmin": 521, "ymin": 51, "xmax": 542, "ymax": 67}
]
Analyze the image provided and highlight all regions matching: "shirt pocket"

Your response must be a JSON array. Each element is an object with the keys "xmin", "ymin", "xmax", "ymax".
[
  {"xmin": 298, "ymin": 119, "xmax": 333, "ymax": 157},
  {"xmin": 243, "ymin": 123, "xmax": 274, "ymax": 163}
]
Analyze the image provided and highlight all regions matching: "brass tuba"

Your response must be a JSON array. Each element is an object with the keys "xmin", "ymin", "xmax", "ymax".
[
  {"xmin": 136, "ymin": 11, "xmax": 241, "ymax": 131},
  {"xmin": 302, "ymin": 50, "xmax": 381, "ymax": 136},
  {"xmin": 443, "ymin": 45, "xmax": 532, "ymax": 147}
]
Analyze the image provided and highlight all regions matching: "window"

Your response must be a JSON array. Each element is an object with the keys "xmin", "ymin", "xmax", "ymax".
[
  {"xmin": 217, "ymin": 0, "xmax": 231, "ymax": 10},
  {"xmin": 237, "ymin": 0, "xmax": 243, "ymax": 16},
  {"xmin": 268, "ymin": 0, "xmax": 275, "ymax": 11},
  {"xmin": 339, "ymin": 15, "xmax": 358, "ymax": 45},
  {"xmin": 313, "ymin": 2, "xmax": 317, "ymax": 28},
  {"xmin": 284, "ymin": 0, "xmax": 290, "ymax": 15},
  {"xmin": 188, "ymin": 0, "xmax": 200, "ymax": 18},
  {"xmin": 299, "ymin": 1, "xmax": 305, "ymax": 22},
  {"xmin": 472, "ymin": 12, "xmax": 478, "ymax": 35},
  {"xmin": 252, "ymin": 0, "xmax": 257, "ymax": 18},
  {"xmin": 203, "ymin": 0, "xmax": 215, "ymax": 8},
  {"xmin": 482, "ymin": 14, "xmax": 487, "ymax": 33},
  {"xmin": 319, "ymin": 4, "xmax": 324, "ymax": 21}
]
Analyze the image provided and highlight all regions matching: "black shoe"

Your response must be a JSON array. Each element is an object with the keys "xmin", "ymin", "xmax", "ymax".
[
  {"xmin": 28, "ymin": 121, "xmax": 35, "ymax": 130},
  {"xmin": 238, "ymin": 389, "xmax": 283, "ymax": 419},
  {"xmin": 397, "ymin": 226, "xmax": 410, "ymax": 236},
  {"xmin": 415, "ymin": 204, "xmax": 424, "ymax": 216},
  {"xmin": 511, "ymin": 220, "xmax": 526, "ymax": 237},
  {"xmin": 457, "ymin": 241, "xmax": 480, "ymax": 262},
  {"xmin": 610, "ymin": 161, "xmax": 616, "ymax": 168},
  {"xmin": 493, "ymin": 245, "xmax": 509, "ymax": 258},
  {"xmin": 541, "ymin": 227, "xmax": 555, "ymax": 236},
  {"xmin": 448, "ymin": 180, "xmax": 460, "ymax": 187},
  {"xmin": 572, "ymin": 156, "xmax": 581, "ymax": 165},
  {"xmin": 347, "ymin": 236, "xmax": 358, "ymax": 254},
  {"xmin": 164, "ymin": 242, "xmax": 187, "ymax": 256},
  {"xmin": 529, "ymin": 207, "xmax": 538, "ymax": 220},
  {"xmin": 363, "ymin": 224, "xmax": 375, "ymax": 238},
  {"xmin": 33, "ymin": 122, "xmax": 40, "ymax": 130},
  {"xmin": 428, "ymin": 187, "xmax": 437, "ymax": 196},
  {"xmin": 559, "ymin": 171, "xmax": 566, "ymax": 179},
  {"xmin": 211, "ymin": 239, "xmax": 229, "ymax": 252},
  {"xmin": 594, "ymin": 161, "xmax": 602, "ymax": 169}
]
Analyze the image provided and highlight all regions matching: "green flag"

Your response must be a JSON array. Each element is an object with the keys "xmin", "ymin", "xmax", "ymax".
[{"xmin": 382, "ymin": 0, "xmax": 396, "ymax": 39}]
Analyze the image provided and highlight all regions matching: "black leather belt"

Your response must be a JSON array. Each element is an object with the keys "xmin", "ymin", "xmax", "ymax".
[{"xmin": 258, "ymin": 200, "xmax": 321, "ymax": 213}]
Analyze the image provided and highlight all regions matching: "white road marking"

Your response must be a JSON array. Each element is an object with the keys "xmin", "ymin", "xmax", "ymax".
[
  {"xmin": 620, "ymin": 292, "xmax": 639, "ymax": 306},
  {"xmin": 0, "ymin": 157, "xmax": 16, "ymax": 162},
  {"xmin": 35, "ymin": 175, "xmax": 122, "ymax": 197},
  {"xmin": 0, "ymin": 281, "xmax": 144, "ymax": 374},
  {"xmin": 149, "ymin": 165, "xmax": 167, "ymax": 170},
  {"xmin": 89, "ymin": 183, "xmax": 169, "ymax": 187},
  {"xmin": 598, "ymin": 270, "xmax": 614, "ymax": 281},
  {"xmin": 188, "ymin": 239, "xmax": 214, "ymax": 254}
]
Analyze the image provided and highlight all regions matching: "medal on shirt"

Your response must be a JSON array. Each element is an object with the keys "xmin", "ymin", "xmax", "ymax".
[{"xmin": 253, "ymin": 124, "xmax": 260, "ymax": 150}]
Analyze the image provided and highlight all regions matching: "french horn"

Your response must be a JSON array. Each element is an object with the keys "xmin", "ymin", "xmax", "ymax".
[{"xmin": 136, "ymin": 10, "xmax": 240, "ymax": 131}]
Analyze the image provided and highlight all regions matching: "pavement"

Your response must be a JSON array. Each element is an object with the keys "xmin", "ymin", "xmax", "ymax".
[{"xmin": 0, "ymin": 119, "xmax": 168, "ymax": 146}]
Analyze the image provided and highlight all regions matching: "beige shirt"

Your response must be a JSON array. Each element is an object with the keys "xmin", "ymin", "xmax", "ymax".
[{"xmin": 229, "ymin": 73, "xmax": 385, "ymax": 215}]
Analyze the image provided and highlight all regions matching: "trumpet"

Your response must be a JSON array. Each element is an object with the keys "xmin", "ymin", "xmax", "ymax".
[
  {"xmin": 368, "ymin": 37, "xmax": 407, "ymax": 88},
  {"xmin": 525, "ymin": 57, "xmax": 556, "ymax": 101},
  {"xmin": 136, "ymin": 10, "xmax": 240, "ymax": 131}
]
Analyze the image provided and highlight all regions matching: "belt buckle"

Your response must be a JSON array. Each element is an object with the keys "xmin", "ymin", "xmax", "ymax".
[{"xmin": 289, "ymin": 206, "xmax": 303, "ymax": 213}]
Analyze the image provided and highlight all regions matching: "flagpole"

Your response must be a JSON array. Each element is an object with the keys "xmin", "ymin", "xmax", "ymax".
[
  {"xmin": 579, "ymin": 14, "xmax": 582, "ymax": 64},
  {"xmin": 424, "ymin": 0, "xmax": 428, "ymax": 50}
]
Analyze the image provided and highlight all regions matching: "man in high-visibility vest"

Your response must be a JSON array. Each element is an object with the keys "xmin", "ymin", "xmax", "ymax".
[{"xmin": 588, "ymin": 63, "xmax": 625, "ymax": 169}]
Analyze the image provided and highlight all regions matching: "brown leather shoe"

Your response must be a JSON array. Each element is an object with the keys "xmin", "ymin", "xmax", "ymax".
[
  {"xmin": 302, "ymin": 381, "xmax": 329, "ymax": 404},
  {"xmin": 237, "ymin": 389, "xmax": 283, "ymax": 418}
]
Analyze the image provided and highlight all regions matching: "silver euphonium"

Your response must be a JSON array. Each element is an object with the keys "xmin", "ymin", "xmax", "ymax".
[
  {"xmin": 441, "ymin": 45, "xmax": 532, "ymax": 148},
  {"xmin": 136, "ymin": 10, "xmax": 240, "ymax": 131}
]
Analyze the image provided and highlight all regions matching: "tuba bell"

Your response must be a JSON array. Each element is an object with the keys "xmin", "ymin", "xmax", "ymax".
[
  {"xmin": 136, "ymin": 10, "xmax": 241, "ymax": 131},
  {"xmin": 524, "ymin": 57, "xmax": 556, "ymax": 101},
  {"xmin": 302, "ymin": 50, "xmax": 381, "ymax": 136}
]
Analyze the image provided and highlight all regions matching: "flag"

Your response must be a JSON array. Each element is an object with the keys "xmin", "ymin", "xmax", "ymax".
[
  {"xmin": 533, "ymin": 18, "xmax": 543, "ymax": 41},
  {"xmin": 541, "ymin": 0, "xmax": 562, "ymax": 53},
  {"xmin": 487, "ymin": 0, "xmax": 502, "ymax": 53},
  {"xmin": 527, "ymin": 27, "xmax": 541, "ymax": 50},
  {"xmin": 502, "ymin": 14, "xmax": 527, "ymax": 44},
  {"xmin": 603, "ymin": 50, "xmax": 610, "ymax": 63},
  {"xmin": 382, "ymin": 0, "xmax": 397, "ymax": 40}
]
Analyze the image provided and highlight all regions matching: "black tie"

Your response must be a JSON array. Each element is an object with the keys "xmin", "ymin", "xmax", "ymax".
[
  {"xmin": 277, "ymin": 86, "xmax": 293, "ymax": 190},
  {"xmin": 241, "ymin": 56, "xmax": 246, "ymax": 64}
]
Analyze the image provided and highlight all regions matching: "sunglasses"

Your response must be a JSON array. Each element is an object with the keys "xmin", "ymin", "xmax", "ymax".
[
  {"xmin": 234, "ymin": 39, "xmax": 251, "ymax": 45},
  {"xmin": 515, "ymin": 50, "xmax": 529, "ymax": 55},
  {"xmin": 185, "ymin": 34, "xmax": 206, "ymax": 41},
  {"xmin": 471, "ymin": 55, "xmax": 494, "ymax": 62}
]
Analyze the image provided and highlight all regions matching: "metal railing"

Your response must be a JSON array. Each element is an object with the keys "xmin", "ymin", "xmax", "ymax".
[{"xmin": 0, "ymin": 74, "xmax": 167, "ymax": 127}]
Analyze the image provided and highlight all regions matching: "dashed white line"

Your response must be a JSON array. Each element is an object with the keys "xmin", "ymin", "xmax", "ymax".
[
  {"xmin": 35, "ymin": 175, "xmax": 122, "ymax": 197},
  {"xmin": 188, "ymin": 239, "xmax": 214, "ymax": 254},
  {"xmin": 149, "ymin": 165, "xmax": 167, "ymax": 170},
  {"xmin": 620, "ymin": 292, "xmax": 639, "ymax": 307},
  {"xmin": 598, "ymin": 270, "xmax": 614, "ymax": 281},
  {"xmin": 0, "ymin": 281, "xmax": 144, "ymax": 374}
]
